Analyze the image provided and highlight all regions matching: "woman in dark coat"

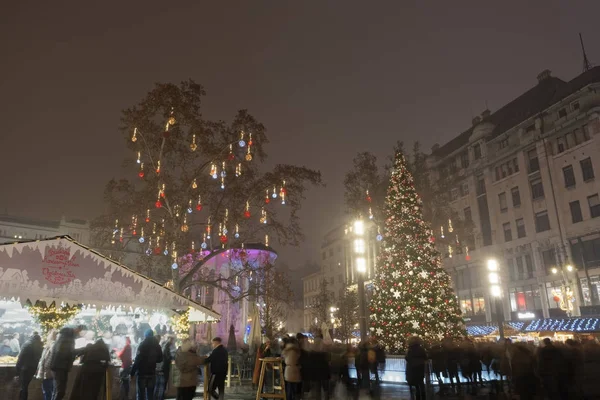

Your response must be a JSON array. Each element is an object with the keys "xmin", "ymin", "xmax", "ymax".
[
  {"xmin": 405, "ymin": 336, "xmax": 427, "ymax": 400},
  {"xmin": 69, "ymin": 338, "xmax": 111, "ymax": 400}
]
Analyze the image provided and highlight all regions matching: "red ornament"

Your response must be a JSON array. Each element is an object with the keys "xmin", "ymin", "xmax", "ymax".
[
  {"xmin": 145, "ymin": 217, "xmax": 150, "ymax": 223},
  {"xmin": 465, "ymin": 254, "xmax": 471, "ymax": 261},
  {"xmin": 132, "ymin": 230, "xmax": 137, "ymax": 236},
  {"xmin": 153, "ymin": 247, "xmax": 161, "ymax": 255},
  {"xmin": 553, "ymin": 295, "xmax": 560, "ymax": 302},
  {"xmin": 228, "ymin": 153, "xmax": 235, "ymax": 161},
  {"xmin": 248, "ymin": 140, "xmax": 253, "ymax": 146},
  {"xmin": 429, "ymin": 236, "xmax": 435, "ymax": 243},
  {"xmin": 366, "ymin": 196, "xmax": 372, "ymax": 203},
  {"xmin": 220, "ymin": 235, "xmax": 228, "ymax": 244},
  {"xmin": 160, "ymin": 191, "xmax": 165, "ymax": 198},
  {"xmin": 281, "ymin": 188, "xmax": 287, "ymax": 194},
  {"xmin": 138, "ymin": 171, "xmax": 145, "ymax": 178},
  {"xmin": 163, "ymin": 131, "xmax": 170, "ymax": 138},
  {"xmin": 244, "ymin": 210, "xmax": 251, "ymax": 218},
  {"xmin": 155, "ymin": 200, "xmax": 163, "ymax": 208},
  {"xmin": 196, "ymin": 204, "xmax": 203, "ymax": 211},
  {"xmin": 265, "ymin": 198, "xmax": 270, "ymax": 204}
]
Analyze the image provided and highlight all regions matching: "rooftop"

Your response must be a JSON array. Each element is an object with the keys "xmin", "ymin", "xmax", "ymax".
[{"xmin": 0, "ymin": 214, "xmax": 88, "ymax": 228}]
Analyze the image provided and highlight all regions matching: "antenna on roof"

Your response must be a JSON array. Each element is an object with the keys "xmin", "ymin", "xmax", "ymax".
[{"xmin": 579, "ymin": 33, "xmax": 593, "ymax": 72}]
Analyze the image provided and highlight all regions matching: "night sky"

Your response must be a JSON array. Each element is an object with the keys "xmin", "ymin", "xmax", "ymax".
[{"xmin": 2, "ymin": 1, "xmax": 599, "ymax": 272}]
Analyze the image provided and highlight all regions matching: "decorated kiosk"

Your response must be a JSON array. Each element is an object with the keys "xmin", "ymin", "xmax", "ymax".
[{"xmin": 0, "ymin": 236, "xmax": 220, "ymax": 400}]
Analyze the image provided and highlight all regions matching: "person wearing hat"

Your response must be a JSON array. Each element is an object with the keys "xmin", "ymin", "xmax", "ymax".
[{"xmin": 131, "ymin": 329, "xmax": 163, "ymax": 400}]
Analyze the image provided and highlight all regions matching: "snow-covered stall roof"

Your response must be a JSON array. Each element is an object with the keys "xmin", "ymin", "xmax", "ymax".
[{"xmin": 0, "ymin": 236, "xmax": 219, "ymax": 322}]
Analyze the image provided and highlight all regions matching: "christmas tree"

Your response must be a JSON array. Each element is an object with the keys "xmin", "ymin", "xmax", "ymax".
[{"xmin": 370, "ymin": 152, "xmax": 464, "ymax": 352}]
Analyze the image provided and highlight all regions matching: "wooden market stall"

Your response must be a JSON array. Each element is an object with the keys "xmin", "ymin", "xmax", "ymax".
[{"xmin": 0, "ymin": 236, "xmax": 220, "ymax": 400}]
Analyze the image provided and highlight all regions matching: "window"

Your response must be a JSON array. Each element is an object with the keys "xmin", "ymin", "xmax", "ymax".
[
  {"xmin": 525, "ymin": 254, "xmax": 534, "ymax": 278},
  {"xmin": 460, "ymin": 152, "xmax": 470, "ymax": 169},
  {"xmin": 541, "ymin": 249, "xmax": 557, "ymax": 274},
  {"xmin": 508, "ymin": 258, "xmax": 516, "ymax": 281},
  {"xmin": 494, "ymin": 158, "xmax": 519, "ymax": 181},
  {"xmin": 451, "ymin": 188, "xmax": 459, "ymax": 201},
  {"xmin": 498, "ymin": 192, "xmax": 508, "ymax": 213},
  {"xmin": 535, "ymin": 210, "xmax": 551, "ymax": 232},
  {"xmin": 464, "ymin": 207, "xmax": 472, "ymax": 223},
  {"xmin": 588, "ymin": 194, "xmax": 600, "ymax": 218},
  {"xmin": 583, "ymin": 124, "xmax": 591, "ymax": 141},
  {"xmin": 503, "ymin": 222, "xmax": 512, "ymax": 242},
  {"xmin": 516, "ymin": 218, "xmax": 526, "ymax": 238},
  {"xmin": 581, "ymin": 157, "xmax": 595, "ymax": 181},
  {"xmin": 566, "ymin": 132, "xmax": 576, "ymax": 149},
  {"xmin": 570, "ymin": 200, "xmax": 583, "ymax": 223},
  {"xmin": 510, "ymin": 285, "xmax": 542, "ymax": 312},
  {"xmin": 516, "ymin": 257, "xmax": 524, "ymax": 278},
  {"xmin": 563, "ymin": 165, "xmax": 576, "ymax": 188},
  {"xmin": 527, "ymin": 149, "xmax": 540, "ymax": 173},
  {"xmin": 571, "ymin": 101, "xmax": 580, "ymax": 111},
  {"xmin": 558, "ymin": 108, "xmax": 568, "ymax": 118},
  {"xmin": 530, "ymin": 177, "xmax": 545, "ymax": 200},
  {"xmin": 557, "ymin": 137, "xmax": 566, "ymax": 153},
  {"xmin": 476, "ymin": 176, "xmax": 486, "ymax": 196},
  {"xmin": 460, "ymin": 182, "xmax": 469, "ymax": 197},
  {"xmin": 511, "ymin": 186, "xmax": 521, "ymax": 207},
  {"xmin": 473, "ymin": 143, "xmax": 482, "ymax": 160},
  {"xmin": 499, "ymin": 137, "xmax": 509, "ymax": 149}
]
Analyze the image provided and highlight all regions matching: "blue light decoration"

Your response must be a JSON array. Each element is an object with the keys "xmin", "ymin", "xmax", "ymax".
[
  {"xmin": 163, "ymin": 249, "xmax": 169, "ymax": 256},
  {"xmin": 376, "ymin": 234, "xmax": 383, "ymax": 241},
  {"xmin": 171, "ymin": 262, "xmax": 178, "ymax": 270},
  {"xmin": 523, "ymin": 318, "xmax": 600, "ymax": 333},
  {"xmin": 139, "ymin": 237, "xmax": 145, "ymax": 244},
  {"xmin": 201, "ymin": 242, "xmax": 207, "ymax": 249},
  {"xmin": 234, "ymin": 232, "xmax": 240, "ymax": 239},
  {"xmin": 212, "ymin": 173, "xmax": 218, "ymax": 179},
  {"xmin": 466, "ymin": 325, "xmax": 498, "ymax": 336},
  {"xmin": 507, "ymin": 321, "xmax": 525, "ymax": 331},
  {"xmin": 239, "ymin": 139, "xmax": 246, "ymax": 148},
  {"xmin": 187, "ymin": 207, "xmax": 193, "ymax": 214},
  {"xmin": 145, "ymin": 248, "xmax": 152, "ymax": 256},
  {"xmin": 243, "ymin": 323, "xmax": 251, "ymax": 344}
]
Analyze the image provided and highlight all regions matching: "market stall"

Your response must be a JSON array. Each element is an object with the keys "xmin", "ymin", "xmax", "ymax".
[{"xmin": 0, "ymin": 236, "xmax": 220, "ymax": 400}]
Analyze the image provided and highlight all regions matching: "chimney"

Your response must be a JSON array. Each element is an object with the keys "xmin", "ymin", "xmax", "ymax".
[
  {"xmin": 481, "ymin": 109, "xmax": 491, "ymax": 119},
  {"xmin": 537, "ymin": 69, "xmax": 552, "ymax": 83},
  {"xmin": 472, "ymin": 116, "xmax": 481, "ymax": 126},
  {"xmin": 431, "ymin": 143, "xmax": 440, "ymax": 153}
]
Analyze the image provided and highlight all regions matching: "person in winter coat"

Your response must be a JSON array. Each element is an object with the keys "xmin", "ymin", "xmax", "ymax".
[
  {"xmin": 405, "ymin": 336, "xmax": 427, "ymax": 400},
  {"xmin": 117, "ymin": 337, "xmax": 133, "ymax": 400},
  {"xmin": 69, "ymin": 338, "xmax": 111, "ymax": 400},
  {"xmin": 50, "ymin": 326, "xmax": 85, "ymax": 400},
  {"xmin": 537, "ymin": 338, "xmax": 568, "ymax": 400},
  {"xmin": 173, "ymin": 339, "xmax": 204, "ymax": 400},
  {"xmin": 206, "ymin": 337, "xmax": 228, "ymax": 400},
  {"xmin": 16, "ymin": 332, "xmax": 43, "ymax": 400},
  {"xmin": 36, "ymin": 330, "xmax": 58, "ymax": 400},
  {"xmin": 131, "ymin": 329, "xmax": 163, "ymax": 400},
  {"xmin": 155, "ymin": 336, "xmax": 175, "ymax": 400},
  {"xmin": 281, "ymin": 339, "xmax": 301, "ymax": 400}
]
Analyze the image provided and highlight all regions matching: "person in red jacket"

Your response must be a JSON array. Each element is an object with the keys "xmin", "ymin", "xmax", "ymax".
[{"xmin": 118, "ymin": 337, "xmax": 133, "ymax": 400}]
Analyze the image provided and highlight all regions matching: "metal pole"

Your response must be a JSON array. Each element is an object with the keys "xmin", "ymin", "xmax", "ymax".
[
  {"xmin": 357, "ymin": 272, "xmax": 368, "ymax": 342},
  {"xmin": 496, "ymin": 297, "xmax": 505, "ymax": 339}
]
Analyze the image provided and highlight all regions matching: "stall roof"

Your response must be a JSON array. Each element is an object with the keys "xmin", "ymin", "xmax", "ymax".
[
  {"xmin": 522, "ymin": 318, "xmax": 600, "ymax": 333},
  {"xmin": 466, "ymin": 322, "xmax": 525, "ymax": 337},
  {"xmin": 0, "ymin": 236, "xmax": 219, "ymax": 322}
]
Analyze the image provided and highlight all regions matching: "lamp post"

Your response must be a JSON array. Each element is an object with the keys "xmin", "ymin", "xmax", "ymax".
[
  {"xmin": 551, "ymin": 264, "xmax": 576, "ymax": 317},
  {"xmin": 487, "ymin": 259, "xmax": 505, "ymax": 339},
  {"xmin": 353, "ymin": 219, "xmax": 368, "ymax": 342}
]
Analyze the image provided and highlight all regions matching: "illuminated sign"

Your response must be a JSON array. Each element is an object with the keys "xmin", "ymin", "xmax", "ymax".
[{"xmin": 517, "ymin": 312, "xmax": 535, "ymax": 319}]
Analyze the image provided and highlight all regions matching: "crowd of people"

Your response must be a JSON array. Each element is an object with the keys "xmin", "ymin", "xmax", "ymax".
[{"xmin": 12, "ymin": 326, "xmax": 229, "ymax": 400}]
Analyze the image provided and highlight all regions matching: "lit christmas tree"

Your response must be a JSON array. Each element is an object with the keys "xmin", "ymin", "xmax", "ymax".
[{"xmin": 370, "ymin": 152, "xmax": 464, "ymax": 352}]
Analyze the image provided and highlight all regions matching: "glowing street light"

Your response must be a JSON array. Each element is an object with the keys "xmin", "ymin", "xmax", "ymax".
[
  {"xmin": 353, "ymin": 218, "xmax": 368, "ymax": 342},
  {"xmin": 487, "ymin": 258, "xmax": 504, "ymax": 339}
]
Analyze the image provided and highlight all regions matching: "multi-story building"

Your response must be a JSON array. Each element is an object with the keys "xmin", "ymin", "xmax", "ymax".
[
  {"xmin": 0, "ymin": 214, "xmax": 90, "ymax": 245},
  {"xmin": 302, "ymin": 221, "xmax": 380, "ymax": 331},
  {"xmin": 428, "ymin": 67, "xmax": 600, "ymax": 324}
]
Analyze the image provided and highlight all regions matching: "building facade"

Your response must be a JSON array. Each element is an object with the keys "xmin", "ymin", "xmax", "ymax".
[
  {"xmin": 429, "ymin": 67, "xmax": 600, "ymax": 323},
  {"xmin": 0, "ymin": 214, "xmax": 90, "ymax": 245}
]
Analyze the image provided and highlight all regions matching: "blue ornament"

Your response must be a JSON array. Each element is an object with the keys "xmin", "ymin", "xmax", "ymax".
[
  {"xmin": 212, "ymin": 173, "xmax": 218, "ymax": 179},
  {"xmin": 234, "ymin": 232, "xmax": 240, "ymax": 239},
  {"xmin": 187, "ymin": 207, "xmax": 193, "ymax": 214},
  {"xmin": 201, "ymin": 242, "xmax": 207, "ymax": 249},
  {"xmin": 239, "ymin": 140, "xmax": 246, "ymax": 148},
  {"xmin": 163, "ymin": 249, "xmax": 169, "ymax": 256},
  {"xmin": 223, "ymin": 228, "xmax": 228, "ymax": 235},
  {"xmin": 145, "ymin": 248, "xmax": 152, "ymax": 256},
  {"xmin": 171, "ymin": 262, "xmax": 178, "ymax": 270},
  {"xmin": 272, "ymin": 192, "xmax": 277, "ymax": 199},
  {"xmin": 376, "ymin": 234, "xmax": 383, "ymax": 241},
  {"xmin": 139, "ymin": 237, "xmax": 145, "ymax": 244}
]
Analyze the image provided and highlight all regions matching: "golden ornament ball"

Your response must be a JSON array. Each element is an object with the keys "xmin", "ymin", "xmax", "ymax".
[
  {"xmin": 181, "ymin": 224, "xmax": 189, "ymax": 233},
  {"xmin": 245, "ymin": 153, "xmax": 253, "ymax": 161},
  {"xmin": 168, "ymin": 116, "xmax": 176, "ymax": 125},
  {"xmin": 190, "ymin": 143, "xmax": 198, "ymax": 152}
]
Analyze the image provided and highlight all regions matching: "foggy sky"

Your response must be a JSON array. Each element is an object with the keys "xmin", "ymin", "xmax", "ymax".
[{"xmin": 1, "ymin": 1, "xmax": 599, "ymax": 271}]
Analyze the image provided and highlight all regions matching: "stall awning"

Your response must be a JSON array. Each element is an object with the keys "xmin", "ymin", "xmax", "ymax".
[
  {"xmin": 522, "ymin": 318, "xmax": 600, "ymax": 333},
  {"xmin": 0, "ymin": 236, "xmax": 219, "ymax": 322}
]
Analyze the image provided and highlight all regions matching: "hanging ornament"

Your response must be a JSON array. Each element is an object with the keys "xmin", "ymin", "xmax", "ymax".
[
  {"xmin": 220, "ymin": 175, "xmax": 225, "ymax": 190},
  {"xmin": 190, "ymin": 134, "xmax": 198, "ymax": 152},
  {"xmin": 136, "ymin": 151, "xmax": 141, "ymax": 164},
  {"xmin": 440, "ymin": 226, "xmax": 445, "ymax": 239},
  {"xmin": 187, "ymin": 199, "xmax": 193, "ymax": 214},
  {"xmin": 131, "ymin": 215, "xmax": 138, "ymax": 235},
  {"xmin": 245, "ymin": 145, "xmax": 252, "ymax": 161},
  {"xmin": 196, "ymin": 195, "xmax": 203, "ymax": 211},
  {"xmin": 210, "ymin": 164, "xmax": 218, "ymax": 179},
  {"xmin": 228, "ymin": 144, "xmax": 235, "ymax": 161},
  {"xmin": 234, "ymin": 224, "xmax": 240, "ymax": 239},
  {"xmin": 260, "ymin": 208, "xmax": 267, "ymax": 224},
  {"xmin": 218, "ymin": 222, "xmax": 223, "ymax": 236},
  {"xmin": 156, "ymin": 160, "xmax": 161, "ymax": 174},
  {"xmin": 155, "ymin": 199, "xmax": 163, "ymax": 208},
  {"xmin": 265, "ymin": 190, "xmax": 270, "ymax": 204},
  {"xmin": 206, "ymin": 217, "xmax": 212, "ymax": 239},
  {"xmin": 138, "ymin": 163, "xmax": 145, "ymax": 178},
  {"xmin": 465, "ymin": 246, "xmax": 471, "ymax": 261},
  {"xmin": 448, "ymin": 245, "xmax": 453, "ymax": 258},
  {"xmin": 265, "ymin": 234, "xmax": 269, "ymax": 247},
  {"xmin": 168, "ymin": 108, "xmax": 176, "ymax": 126},
  {"xmin": 190, "ymin": 179, "xmax": 198, "ymax": 191},
  {"xmin": 448, "ymin": 219, "xmax": 454, "ymax": 233},
  {"xmin": 220, "ymin": 235, "xmax": 228, "ymax": 244},
  {"xmin": 145, "ymin": 209, "xmax": 151, "ymax": 223},
  {"xmin": 181, "ymin": 215, "xmax": 189, "ymax": 232},
  {"xmin": 201, "ymin": 233, "xmax": 207, "ymax": 249},
  {"xmin": 244, "ymin": 201, "xmax": 251, "ymax": 218},
  {"xmin": 139, "ymin": 227, "xmax": 145, "ymax": 243},
  {"xmin": 366, "ymin": 189, "xmax": 372, "ymax": 203},
  {"xmin": 175, "ymin": 204, "xmax": 181, "ymax": 217},
  {"xmin": 279, "ymin": 181, "xmax": 286, "ymax": 205},
  {"xmin": 159, "ymin": 184, "xmax": 165, "ymax": 198},
  {"xmin": 368, "ymin": 207, "xmax": 374, "ymax": 220},
  {"xmin": 248, "ymin": 132, "xmax": 253, "ymax": 146},
  {"xmin": 376, "ymin": 227, "xmax": 383, "ymax": 242},
  {"xmin": 221, "ymin": 161, "xmax": 227, "ymax": 178},
  {"xmin": 235, "ymin": 163, "xmax": 242, "ymax": 177},
  {"xmin": 131, "ymin": 127, "xmax": 138, "ymax": 143},
  {"xmin": 272, "ymin": 185, "xmax": 278, "ymax": 199},
  {"xmin": 119, "ymin": 227, "xmax": 124, "ymax": 243},
  {"xmin": 111, "ymin": 219, "xmax": 119, "ymax": 244},
  {"xmin": 239, "ymin": 131, "xmax": 246, "ymax": 147}
]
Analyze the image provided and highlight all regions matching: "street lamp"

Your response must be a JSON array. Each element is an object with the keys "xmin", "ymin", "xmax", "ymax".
[
  {"xmin": 487, "ymin": 259, "xmax": 505, "ymax": 339},
  {"xmin": 353, "ymin": 218, "xmax": 368, "ymax": 342}
]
